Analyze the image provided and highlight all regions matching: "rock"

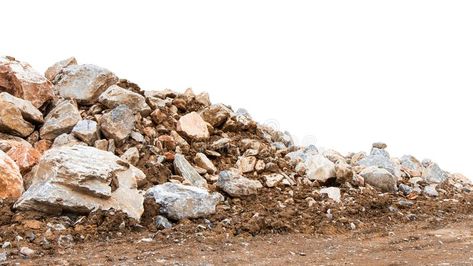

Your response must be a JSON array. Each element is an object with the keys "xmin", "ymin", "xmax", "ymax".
[
  {"xmin": 319, "ymin": 187, "xmax": 341, "ymax": 203},
  {"xmin": 146, "ymin": 183, "xmax": 223, "ymax": 220},
  {"xmin": 44, "ymin": 57, "xmax": 77, "ymax": 81},
  {"xmin": 0, "ymin": 150, "xmax": 24, "ymax": 199},
  {"xmin": 372, "ymin": 142, "xmax": 387, "ymax": 149},
  {"xmin": 173, "ymin": 154, "xmax": 208, "ymax": 188},
  {"xmin": 335, "ymin": 163, "xmax": 353, "ymax": 183},
  {"xmin": 0, "ymin": 252, "xmax": 6, "ymax": 262},
  {"xmin": 421, "ymin": 160, "xmax": 447, "ymax": 183},
  {"xmin": 200, "ymin": 104, "xmax": 232, "ymax": 128},
  {"xmin": 216, "ymin": 170, "xmax": 263, "ymax": 197},
  {"xmin": 400, "ymin": 155, "xmax": 423, "ymax": 177},
  {"xmin": 130, "ymin": 131, "xmax": 145, "ymax": 143},
  {"xmin": 52, "ymin": 134, "xmax": 85, "ymax": 148},
  {"xmin": 19, "ymin": 247, "xmax": 35, "ymax": 257},
  {"xmin": 398, "ymin": 183, "xmax": 413, "ymax": 196},
  {"xmin": 423, "ymin": 184, "xmax": 439, "ymax": 197},
  {"xmin": 155, "ymin": 215, "xmax": 173, "ymax": 230},
  {"xmin": 285, "ymin": 145, "xmax": 319, "ymax": 165},
  {"xmin": 360, "ymin": 166, "xmax": 397, "ymax": 192},
  {"xmin": 195, "ymin": 92, "xmax": 211, "ymax": 107},
  {"xmin": 72, "ymin": 120, "xmax": 99, "ymax": 145},
  {"xmin": 0, "ymin": 92, "xmax": 43, "ymax": 123},
  {"xmin": 94, "ymin": 139, "xmax": 109, "ymax": 151},
  {"xmin": 54, "ymin": 64, "xmax": 118, "ymax": 105},
  {"xmin": 98, "ymin": 85, "xmax": 151, "ymax": 115},
  {"xmin": 40, "ymin": 100, "xmax": 82, "ymax": 140},
  {"xmin": 3, "ymin": 140, "xmax": 40, "ymax": 174},
  {"xmin": 194, "ymin": 153, "xmax": 217, "ymax": 174},
  {"xmin": 357, "ymin": 148, "xmax": 401, "ymax": 177},
  {"xmin": 0, "ymin": 99, "xmax": 35, "ymax": 137},
  {"xmin": 99, "ymin": 105, "xmax": 135, "ymax": 144},
  {"xmin": 177, "ymin": 112, "xmax": 210, "ymax": 140},
  {"xmin": 14, "ymin": 145, "xmax": 145, "ymax": 220},
  {"xmin": 120, "ymin": 147, "xmax": 140, "ymax": 165},
  {"xmin": 0, "ymin": 56, "xmax": 54, "ymax": 108},
  {"xmin": 237, "ymin": 156, "xmax": 257, "ymax": 173},
  {"xmin": 264, "ymin": 173, "xmax": 284, "ymax": 188},
  {"xmin": 305, "ymin": 154, "xmax": 336, "ymax": 183}
]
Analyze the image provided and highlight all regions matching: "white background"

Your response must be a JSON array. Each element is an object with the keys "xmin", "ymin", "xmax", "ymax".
[{"xmin": 3, "ymin": 0, "xmax": 472, "ymax": 178}]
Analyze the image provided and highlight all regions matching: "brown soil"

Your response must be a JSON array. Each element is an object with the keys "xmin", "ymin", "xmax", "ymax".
[{"xmin": 1, "ymin": 182, "xmax": 473, "ymax": 265}]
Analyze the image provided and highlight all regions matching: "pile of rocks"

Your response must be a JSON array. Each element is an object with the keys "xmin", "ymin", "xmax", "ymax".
[{"xmin": 1, "ymin": 56, "xmax": 470, "ymax": 227}]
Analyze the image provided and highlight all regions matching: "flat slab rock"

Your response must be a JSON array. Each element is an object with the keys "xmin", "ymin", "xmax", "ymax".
[
  {"xmin": 146, "ymin": 183, "xmax": 223, "ymax": 220},
  {"xmin": 174, "ymin": 153, "xmax": 208, "ymax": 188},
  {"xmin": 40, "ymin": 100, "xmax": 82, "ymax": 140},
  {"xmin": 14, "ymin": 145, "xmax": 145, "ymax": 220}
]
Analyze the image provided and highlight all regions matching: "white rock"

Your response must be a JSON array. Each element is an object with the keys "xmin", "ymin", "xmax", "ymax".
[
  {"xmin": 40, "ymin": 100, "xmax": 82, "ymax": 140},
  {"xmin": 72, "ymin": 120, "xmax": 99, "ymax": 145},
  {"xmin": 146, "ymin": 183, "xmax": 223, "ymax": 220},
  {"xmin": 320, "ymin": 187, "xmax": 341, "ymax": 203},
  {"xmin": 174, "ymin": 154, "xmax": 208, "ymax": 188},
  {"xmin": 120, "ymin": 147, "xmax": 140, "ymax": 165},
  {"xmin": 237, "ymin": 156, "xmax": 257, "ymax": 173},
  {"xmin": 217, "ymin": 170, "xmax": 263, "ymax": 197},
  {"xmin": 360, "ymin": 166, "xmax": 397, "ymax": 192},
  {"xmin": 177, "ymin": 112, "xmax": 210, "ymax": 140},
  {"xmin": 305, "ymin": 154, "xmax": 336, "ymax": 183},
  {"xmin": 264, "ymin": 174, "xmax": 284, "ymax": 188},
  {"xmin": 422, "ymin": 160, "xmax": 447, "ymax": 183},
  {"xmin": 194, "ymin": 153, "xmax": 217, "ymax": 174}
]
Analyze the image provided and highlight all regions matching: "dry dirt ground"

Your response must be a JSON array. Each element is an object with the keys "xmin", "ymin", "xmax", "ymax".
[{"xmin": 4, "ymin": 218, "xmax": 473, "ymax": 265}]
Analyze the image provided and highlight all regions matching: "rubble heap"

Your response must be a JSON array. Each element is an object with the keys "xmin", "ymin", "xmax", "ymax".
[{"xmin": 0, "ymin": 56, "xmax": 471, "ymax": 259}]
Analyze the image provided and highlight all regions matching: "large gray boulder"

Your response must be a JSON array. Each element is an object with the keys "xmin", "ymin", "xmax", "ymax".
[
  {"xmin": 360, "ymin": 166, "xmax": 397, "ymax": 192},
  {"xmin": 357, "ymin": 148, "xmax": 401, "ymax": 177},
  {"xmin": 216, "ymin": 169, "xmax": 262, "ymax": 197},
  {"xmin": 54, "ymin": 64, "xmax": 118, "ymax": 105},
  {"xmin": 421, "ymin": 159, "xmax": 447, "ymax": 183},
  {"xmin": 98, "ymin": 85, "xmax": 151, "ymax": 115},
  {"xmin": 14, "ymin": 145, "xmax": 145, "ymax": 220},
  {"xmin": 40, "ymin": 100, "xmax": 82, "ymax": 140},
  {"xmin": 146, "ymin": 183, "xmax": 223, "ymax": 220}
]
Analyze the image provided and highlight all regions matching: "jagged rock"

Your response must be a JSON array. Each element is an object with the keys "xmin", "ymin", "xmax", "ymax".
[
  {"xmin": 421, "ymin": 160, "xmax": 447, "ymax": 183},
  {"xmin": 98, "ymin": 85, "xmax": 151, "ymax": 115},
  {"xmin": 40, "ymin": 100, "xmax": 81, "ymax": 140},
  {"xmin": 0, "ymin": 56, "xmax": 54, "ymax": 108},
  {"xmin": 72, "ymin": 120, "xmax": 99, "ymax": 145},
  {"xmin": 14, "ymin": 145, "xmax": 145, "ymax": 220},
  {"xmin": 54, "ymin": 64, "xmax": 118, "ymax": 105},
  {"xmin": 155, "ymin": 215, "xmax": 173, "ymax": 230},
  {"xmin": 52, "ymin": 134, "xmax": 85, "ymax": 147},
  {"xmin": 94, "ymin": 139, "xmax": 109, "ymax": 151},
  {"xmin": 177, "ymin": 112, "xmax": 210, "ymax": 140},
  {"xmin": 173, "ymin": 154, "xmax": 208, "ymax": 188},
  {"xmin": 99, "ymin": 105, "xmax": 135, "ymax": 144},
  {"xmin": 400, "ymin": 155, "xmax": 423, "ymax": 177},
  {"xmin": 200, "ymin": 104, "xmax": 232, "ymax": 128},
  {"xmin": 194, "ymin": 153, "xmax": 217, "ymax": 174},
  {"xmin": 357, "ymin": 148, "xmax": 401, "ymax": 177},
  {"xmin": 216, "ymin": 169, "xmax": 263, "ymax": 197},
  {"xmin": 44, "ymin": 57, "xmax": 77, "ymax": 81},
  {"xmin": 146, "ymin": 183, "xmax": 223, "ymax": 220},
  {"xmin": 237, "ymin": 156, "xmax": 257, "ymax": 173},
  {"xmin": 335, "ymin": 163, "xmax": 353, "ymax": 183},
  {"xmin": 0, "ymin": 92, "xmax": 43, "ymax": 123},
  {"xmin": 120, "ymin": 147, "xmax": 140, "ymax": 165},
  {"xmin": 360, "ymin": 166, "xmax": 397, "ymax": 192},
  {"xmin": 1, "ymin": 139, "xmax": 40, "ymax": 174},
  {"xmin": 285, "ymin": 145, "xmax": 319, "ymax": 165},
  {"xmin": 320, "ymin": 187, "xmax": 341, "ymax": 203},
  {"xmin": 305, "ymin": 154, "xmax": 336, "ymax": 182},
  {"xmin": 0, "ymin": 99, "xmax": 35, "ymax": 137},
  {"xmin": 423, "ymin": 184, "xmax": 439, "ymax": 197},
  {"xmin": 0, "ymin": 150, "xmax": 24, "ymax": 199},
  {"xmin": 398, "ymin": 183, "xmax": 413, "ymax": 196},
  {"xmin": 264, "ymin": 173, "xmax": 284, "ymax": 188},
  {"xmin": 195, "ymin": 92, "xmax": 211, "ymax": 107}
]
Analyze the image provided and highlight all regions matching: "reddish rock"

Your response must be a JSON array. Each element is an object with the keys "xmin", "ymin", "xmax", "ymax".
[
  {"xmin": 0, "ymin": 56, "xmax": 54, "ymax": 108},
  {"xmin": 0, "ymin": 150, "xmax": 24, "ymax": 199},
  {"xmin": 0, "ymin": 99, "xmax": 35, "ymax": 137},
  {"xmin": 6, "ymin": 142, "xmax": 41, "ymax": 174},
  {"xmin": 34, "ymin": 140, "xmax": 52, "ymax": 154}
]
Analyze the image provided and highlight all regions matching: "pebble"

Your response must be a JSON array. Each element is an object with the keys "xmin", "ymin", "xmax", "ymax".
[
  {"xmin": 156, "ymin": 215, "xmax": 173, "ymax": 230},
  {"xmin": 19, "ymin": 246, "xmax": 35, "ymax": 257},
  {"xmin": 2, "ymin": 242, "xmax": 11, "ymax": 249},
  {"xmin": 0, "ymin": 252, "xmax": 6, "ymax": 262}
]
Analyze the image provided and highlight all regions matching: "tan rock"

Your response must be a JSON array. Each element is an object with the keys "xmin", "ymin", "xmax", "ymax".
[
  {"xmin": 40, "ymin": 100, "xmax": 82, "ymax": 140},
  {"xmin": 98, "ymin": 85, "xmax": 151, "ymax": 115},
  {"xmin": 0, "ymin": 92, "xmax": 43, "ymax": 123},
  {"xmin": 44, "ymin": 57, "xmax": 77, "ymax": 81},
  {"xmin": 54, "ymin": 64, "xmax": 118, "ymax": 105},
  {"xmin": 177, "ymin": 112, "xmax": 210, "ymax": 140},
  {"xmin": 200, "ymin": 104, "xmax": 232, "ymax": 128},
  {"xmin": 0, "ymin": 56, "xmax": 54, "ymax": 108},
  {"xmin": 0, "ymin": 99, "xmax": 35, "ymax": 137},
  {"xmin": 0, "ymin": 150, "xmax": 24, "ymax": 199},
  {"xmin": 237, "ymin": 156, "xmax": 257, "ymax": 173},
  {"xmin": 72, "ymin": 120, "xmax": 99, "ymax": 145},
  {"xmin": 99, "ymin": 105, "xmax": 135, "ymax": 144},
  {"xmin": 194, "ymin": 153, "xmax": 217, "ymax": 174}
]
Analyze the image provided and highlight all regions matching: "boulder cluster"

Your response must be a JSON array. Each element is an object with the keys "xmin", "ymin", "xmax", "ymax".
[{"xmin": 0, "ymin": 56, "xmax": 470, "ymax": 226}]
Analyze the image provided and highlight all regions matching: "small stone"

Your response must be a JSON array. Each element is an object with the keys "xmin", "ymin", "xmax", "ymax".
[
  {"xmin": 155, "ymin": 215, "xmax": 173, "ymax": 230},
  {"xmin": 200, "ymin": 104, "xmax": 232, "ymax": 128},
  {"xmin": 237, "ymin": 156, "xmax": 257, "ymax": 173},
  {"xmin": 319, "ymin": 187, "xmax": 341, "ymax": 203},
  {"xmin": 372, "ymin": 142, "xmax": 387, "ymax": 149},
  {"xmin": 216, "ymin": 170, "xmax": 263, "ymax": 197},
  {"xmin": 98, "ymin": 85, "xmax": 151, "ymax": 115},
  {"xmin": 72, "ymin": 120, "xmax": 99, "ymax": 145},
  {"xmin": 52, "ymin": 134, "xmax": 85, "ymax": 148},
  {"xmin": 173, "ymin": 154, "xmax": 208, "ymax": 188},
  {"xmin": 264, "ymin": 174, "xmax": 284, "ymax": 188},
  {"xmin": 44, "ymin": 57, "xmax": 77, "ymax": 81},
  {"xmin": 130, "ymin": 131, "xmax": 145, "ymax": 143},
  {"xmin": 400, "ymin": 155, "xmax": 422, "ymax": 177},
  {"xmin": 360, "ymin": 166, "xmax": 397, "ymax": 192},
  {"xmin": 2, "ymin": 242, "xmax": 11, "ymax": 249},
  {"xmin": 194, "ymin": 153, "xmax": 217, "ymax": 174},
  {"xmin": 177, "ymin": 112, "xmax": 210, "ymax": 140},
  {"xmin": 120, "ymin": 147, "xmax": 140, "ymax": 165},
  {"xmin": 0, "ymin": 252, "xmax": 6, "ymax": 262},
  {"xmin": 94, "ymin": 139, "xmax": 109, "ymax": 151},
  {"xmin": 99, "ymin": 105, "xmax": 135, "ymax": 144},
  {"xmin": 19, "ymin": 246, "xmax": 35, "ymax": 257},
  {"xmin": 54, "ymin": 64, "xmax": 118, "ymax": 105},
  {"xmin": 398, "ymin": 184, "xmax": 413, "ymax": 196},
  {"xmin": 40, "ymin": 100, "xmax": 82, "ymax": 140},
  {"xmin": 423, "ymin": 184, "xmax": 439, "ymax": 197}
]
